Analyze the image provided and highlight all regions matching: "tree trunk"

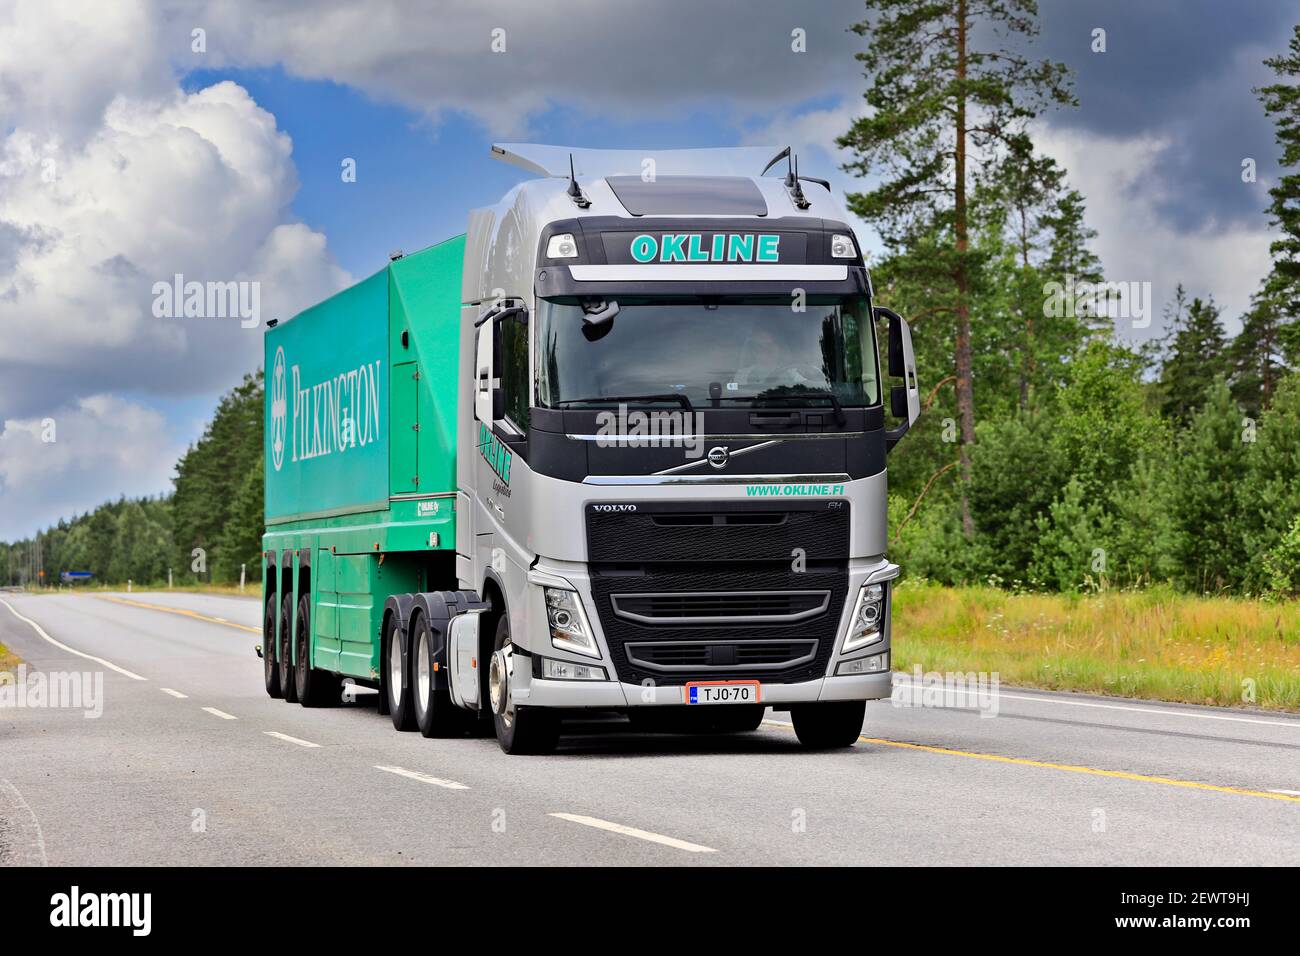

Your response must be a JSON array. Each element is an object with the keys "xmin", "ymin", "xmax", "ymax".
[{"xmin": 954, "ymin": 0, "xmax": 976, "ymax": 538}]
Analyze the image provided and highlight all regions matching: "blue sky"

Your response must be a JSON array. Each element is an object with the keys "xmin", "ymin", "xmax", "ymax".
[{"xmin": 0, "ymin": 0, "xmax": 1296, "ymax": 541}]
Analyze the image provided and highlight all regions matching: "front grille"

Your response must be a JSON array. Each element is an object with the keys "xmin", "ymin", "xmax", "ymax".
[
  {"xmin": 586, "ymin": 500, "xmax": 849, "ymax": 685},
  {"xmin": 626, "ymin": 639, "xmax": 817, "ymax": 672},
  {"xmin": 611, "ymin": 590, "xmax": 829, "ymax": 624}
]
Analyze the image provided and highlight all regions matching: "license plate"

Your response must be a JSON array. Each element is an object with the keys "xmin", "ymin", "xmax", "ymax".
[{"xmin": 683, "ymin": 681, "xmax": 761, "ymax": 705}]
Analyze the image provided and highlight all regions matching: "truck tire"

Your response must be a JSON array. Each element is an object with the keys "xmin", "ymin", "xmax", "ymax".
[
  {"xmin": 412, "ymin": 612, "xmax": 467, "ymax": 738},
  {"xmin": 489, "ymin": 616, "xmax": 557, "ymax": 755},
  {"xmin": 279, "ymin": 592, "xmax": 298, "ymax": 704},
  {"xmin": 790, "ymin": 701, "xmax": 866, "ymax": 749},
  {"xmin": 263, "ymin": 592, "xmax": 282, "ymax": 699},
  {"xmin": 385, "ymin": 613, "xmax": 416, "ymax": 731},
  {"xmin": 295, "ymin": 593, "xmax": 340, "ymax": 707}
]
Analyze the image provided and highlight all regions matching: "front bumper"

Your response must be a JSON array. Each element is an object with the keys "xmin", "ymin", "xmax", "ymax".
[{"xmin": 513, "ymin": 668, "xmax": 893, "ymax": 709}]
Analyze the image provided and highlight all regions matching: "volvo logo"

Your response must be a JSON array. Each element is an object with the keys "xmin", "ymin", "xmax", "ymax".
[
  {"xmin": 593, "ymin": 504, "xmax": 637, "ymax": 512},
  {"xmin": 707, "ymin": 446, "xmax": 730, "ymax": 469}
]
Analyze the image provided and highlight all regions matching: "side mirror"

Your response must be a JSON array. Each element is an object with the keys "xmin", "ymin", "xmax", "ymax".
[
  {"xmin": 891, "ymin": 383, "xmax": 909, "ymax": 419},
  {"xmin": 473, "ymin": 299, "xmax": 527, "ymax": 424},
  {"xmin": 874, "ymin": 306, "xmax": 920, "ymax": 451}
]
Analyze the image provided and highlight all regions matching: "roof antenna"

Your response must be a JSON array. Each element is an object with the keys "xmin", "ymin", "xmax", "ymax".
[
  {"xmin": 788, "ymin": 154, "xmax": 810, "ymax": 209},
  {"xmin": 566, "ymin": 153, "xmax": 590, "ymax": 209},
  {"xmin": 761, "ymin": 146, "xmax": 792, "ymax": 176}
]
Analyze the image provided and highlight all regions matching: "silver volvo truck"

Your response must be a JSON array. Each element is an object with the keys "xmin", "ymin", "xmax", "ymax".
[{"xmin": 441, "ymin": 144, "xmax": 920, "ymax": 753}]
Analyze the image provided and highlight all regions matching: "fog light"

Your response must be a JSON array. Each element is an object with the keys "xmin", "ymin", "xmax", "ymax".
[
  {"xmin": 837, "ymin": 652, "xmax": 889, "ymax": 676},
  {"xmin": 541, "ymin": 657, "xmax": 607, "ymax": 681},
  {"xmin": 547, "ymin": 233, "xmax": 578, "ymax": 258}
]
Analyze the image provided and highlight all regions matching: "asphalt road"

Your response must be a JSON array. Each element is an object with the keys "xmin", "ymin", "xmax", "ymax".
[{"xmin": 0, "ymin": 590, "xmax": 1296, "ymax": 866}]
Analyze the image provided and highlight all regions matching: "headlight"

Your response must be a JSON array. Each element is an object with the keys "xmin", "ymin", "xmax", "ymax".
[
  {"xmin": 546, "ymin": 233, "xmax": 578, "ymax": 258},
  {"xmin": 830, "ymin": 233, "xmax": 856, "ymax": 259},
  {"xmin": 544, "ymin": 586, "xmax": 600, "ymax": 658},
  {"xmin": 843, "ymin": 582, "xmax": 886, "ymax": 653}
]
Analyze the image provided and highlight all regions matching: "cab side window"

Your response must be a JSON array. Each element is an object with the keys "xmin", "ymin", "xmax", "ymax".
[{"xmin": 499, "ymin": 316, "xmax": 530, "ymax": 433}]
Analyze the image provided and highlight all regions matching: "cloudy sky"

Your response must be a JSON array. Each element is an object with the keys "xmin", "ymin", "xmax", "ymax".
[{"xmin": 0, "ymin": 0, "xmax": 1295, "ymax": 540}]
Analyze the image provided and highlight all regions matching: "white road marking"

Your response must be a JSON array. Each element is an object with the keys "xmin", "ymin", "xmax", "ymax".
[
  {"xmin": 1268, "ymin": 789, "xmax": 1300, "ymax": 796},
  {"xmin": 0, "ymin": 777, "xmax": 47, "ymax": 867},
  {"xmin": 374, "ymin": 765, "xmax": 469, "ymax": 790},
  {"xmin": 265, "ymin": 731, "xmax": 320, "ymax": 748},
  {"xmin": 160, "ymin": 688, "xmax": 188, "ymax": 699},
  {"xmin": 549, "ymin": 812, "xmax": 717, "ymax": 853},
  {"xmin": 202, "ymin": 707, "xmax": 238, "ymax": 720},
  {"xmin": 0, "ymin": 598, "xmax": 147, "ymax": 681},
  {"xmin": 890, "ymin": 674, "xmax": 1300, "ymax": 729}
]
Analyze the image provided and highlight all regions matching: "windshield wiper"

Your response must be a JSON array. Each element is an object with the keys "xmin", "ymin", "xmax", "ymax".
[
  {"xmin": 722, "ymin": 390, "xmax": 846, "ymax": 425},
  {"xmin": 555, "ymin": 393, "xmax": 695, "ymax": 413}
]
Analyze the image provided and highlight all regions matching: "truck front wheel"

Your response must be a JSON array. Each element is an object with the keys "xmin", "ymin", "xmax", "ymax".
[
  {"xmin": 790, "ymin": 700, "xmax": 866, "ymax": 749},
  {"xmin": 489, "ymin": 616, "xmax": 558, "ymax": 755}
]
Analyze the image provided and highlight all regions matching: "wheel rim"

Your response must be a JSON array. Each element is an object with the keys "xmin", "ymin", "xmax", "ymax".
[
  {"xmin": 488, "ymin": 638, "xmax": 514, "ymax": 727},
  {"xmin": 388, "ymin": 629, "xmax": 403, "ymax": 709},
  {"xmin": 415, "ymin": 627, "xmax": 431, "ymax": 719}
]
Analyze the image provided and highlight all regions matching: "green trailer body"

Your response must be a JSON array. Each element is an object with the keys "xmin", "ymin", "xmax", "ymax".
[{"xmin": 261, "ymin": 235, "xmax": 465, "ymax": 682}]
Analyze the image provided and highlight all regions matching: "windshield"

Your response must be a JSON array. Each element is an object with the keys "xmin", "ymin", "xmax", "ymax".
[{"xmin": 536, "ymin": 296, "xmax": 880, "ymax": 411}]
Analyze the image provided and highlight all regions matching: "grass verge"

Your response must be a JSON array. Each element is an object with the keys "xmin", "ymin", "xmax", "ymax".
[
  {"xmin": 0, "ymin": 642, "xmax": 22, "ymax": 672},
  {"xmin": 893, "ymin": 583, "xmax": 1300, "ymax": 711}
]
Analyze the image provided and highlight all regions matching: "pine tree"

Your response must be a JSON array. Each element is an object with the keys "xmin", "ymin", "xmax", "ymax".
[
  {"xmin": 1157, "ymin": 291, "xmax": 1229, "ymax": 426},
  {"xmin": 1229, "ymin": 282, "xmax": 1288, "ymax": 417},
  {"xmin": 1255, "ymin": 25, "xmax": 1300, "ymax": 363},
  {"xmin": 838, "ymin": 0, "xmax": 1074, "ymax": 536}
]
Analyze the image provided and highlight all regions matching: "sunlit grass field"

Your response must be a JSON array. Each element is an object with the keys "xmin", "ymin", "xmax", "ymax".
[
  {"xmin": 893, "ymin": 583, "xmax": 1300, "ymax": 711},
  {"xmin": 0, "ymin": 642, "xmax": 22, "ymax": 671}
]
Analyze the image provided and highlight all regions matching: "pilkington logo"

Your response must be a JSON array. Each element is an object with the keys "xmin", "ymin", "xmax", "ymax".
[
  {"xmin": 271, "ymin": 350, "xmax": 384, "ymax": 469},
  {"xmin": 629, "ymin": 233, "xmax": 780, "ymax": 263},
  {"xmin": 271, "ymin": 347, "xmax": 287, "ymax": 471}
]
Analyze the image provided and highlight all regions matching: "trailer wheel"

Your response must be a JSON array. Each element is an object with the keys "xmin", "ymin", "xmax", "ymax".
[
  {"xmin": 790, "ymin": 700, "xmax": 866, "ymax": 749},
  {"xmin": 263, "ymin": 592, "xmax": 282, "ymax": 699},
  {"xmin": 411, "ymin": 613, "xmax": 467, "ymax": 738},
  {"xmin": 295, "ymin": 593, "xmax": 340, "ymax": 707},
  {"xmin": 489, "ymin": 616, "xmax": 557, "ymax": 755},
  {"xmin": 279, "ymin": 592, "xmax": 298, "ymax": 704},
  {"xmin": 386, "ymin": 613, "xmax": 416, "ymax": 731}
]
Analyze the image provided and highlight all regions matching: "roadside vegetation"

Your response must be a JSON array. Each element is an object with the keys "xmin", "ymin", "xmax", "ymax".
[
  {"xmin": 894, "ymin": 583, "xmax": 1300, "ymax": 711},
  {"xmin": 0, "ymin": 642, "xmax": 22, "ymax": 672}
]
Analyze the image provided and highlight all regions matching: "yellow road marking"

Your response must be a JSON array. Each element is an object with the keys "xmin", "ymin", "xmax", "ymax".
[
  {"xmin": 760, "ymin": 719, "xmax": 1300, "ymax": 804},
  {"xmin": 97, "ymin": 595, "xmax": 260, "ymax": 634}
]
